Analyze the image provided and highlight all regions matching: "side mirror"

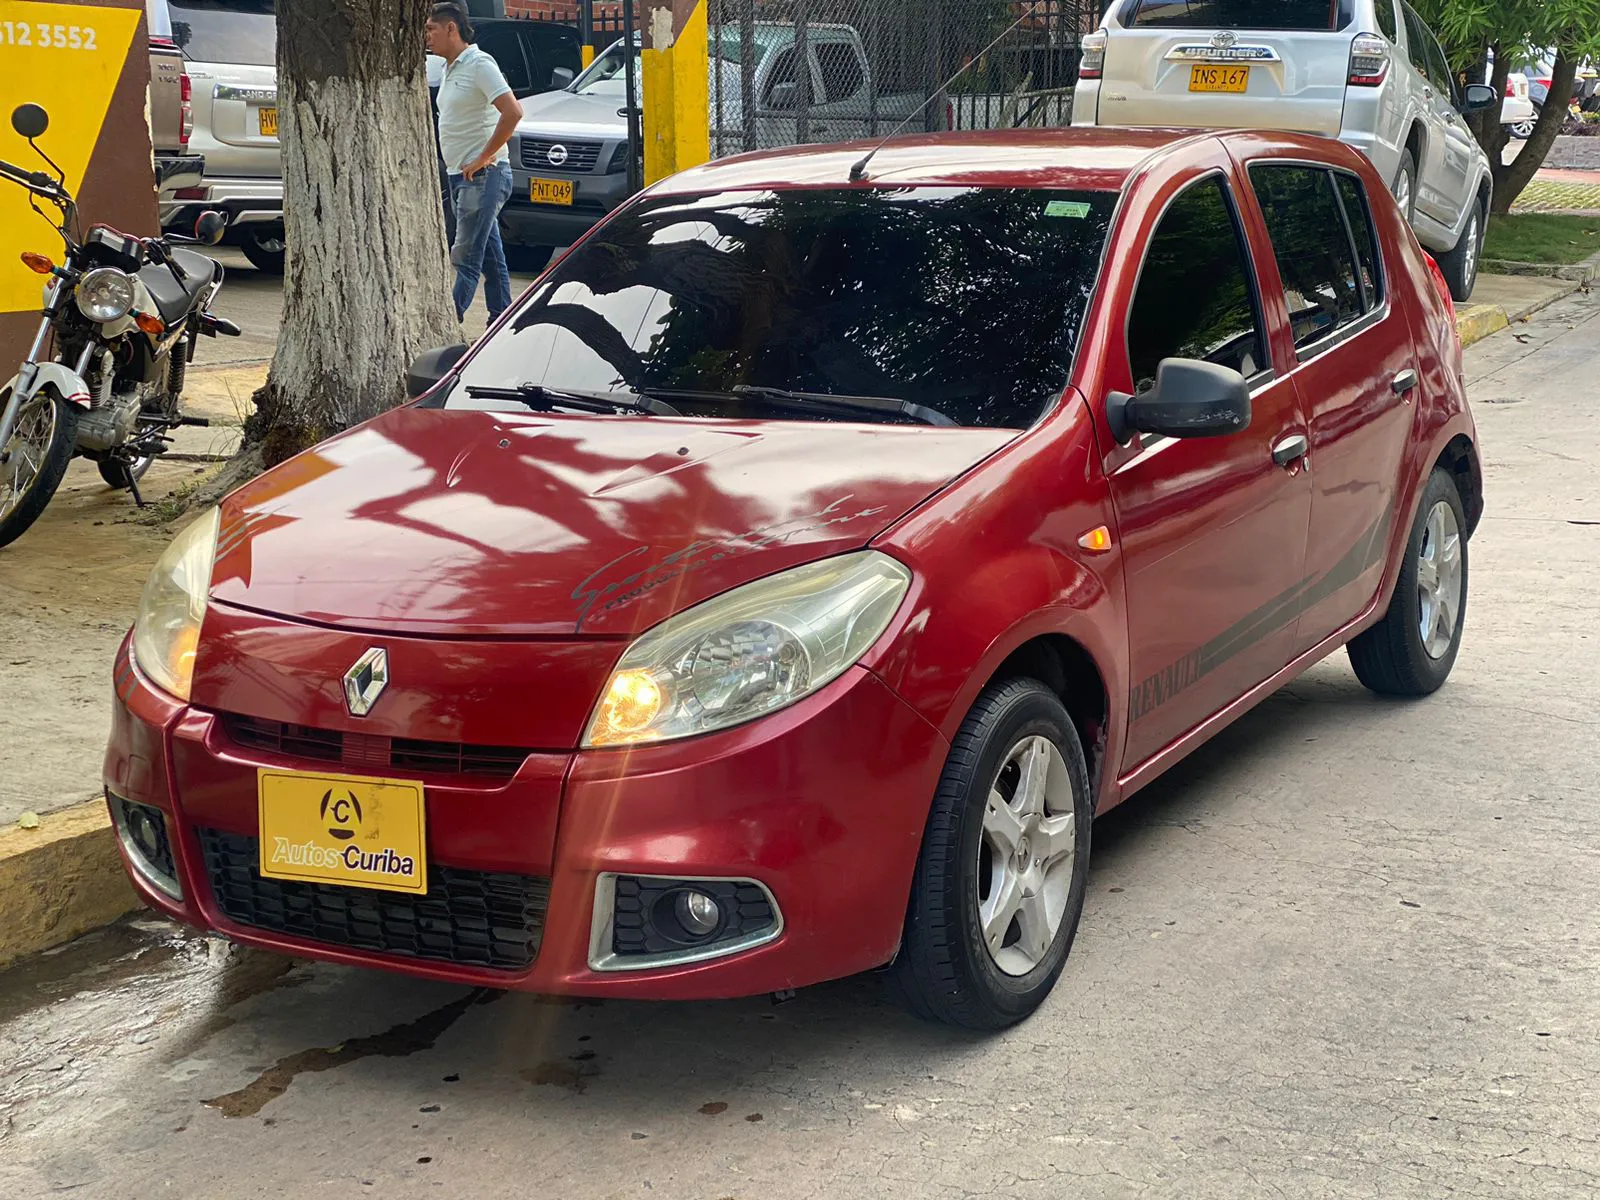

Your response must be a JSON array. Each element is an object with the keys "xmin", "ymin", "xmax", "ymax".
[
  {"xmin": 1461, "ymin": 83, "xmax": 1498, "ymax": 113},
  {"xmin": 766, "ymin": 81, "xmax": 800, "ymax": 111},
  {"xmin": 406, "ymin": 343, "xmax": 470, "ymax": 399},
  {"xmin": 194, "ymin": 211, "xmax": 227, "ymax": 246},
  {"xmin": 551, "ymin": 66, "xmax": 576, "ymax": 89},
  {"xmin": 1105, "ymin": 359, "xmax": 1252, "ymax": 444},
  {"xmin": 11, "ymin": 104, "xmax": 49, "ymax": 139}
]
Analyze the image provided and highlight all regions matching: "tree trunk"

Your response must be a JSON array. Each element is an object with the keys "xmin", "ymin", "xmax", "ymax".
[
  {"xmin": 249, "ymin": 0, "xmax": 459, "ymax": 466},
  {"xmin": 1491, "ymin": 50, "xmax": 1580, "ymax": 215}
]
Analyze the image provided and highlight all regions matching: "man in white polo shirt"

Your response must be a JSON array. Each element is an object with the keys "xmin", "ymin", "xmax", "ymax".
[{"xmin": 425, "ymin": 2, "xmax": 524, "ymax": 324}]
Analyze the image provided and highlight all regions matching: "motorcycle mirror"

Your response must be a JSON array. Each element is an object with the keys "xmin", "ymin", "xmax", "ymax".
[
  {"xmin": 11, "ymin": 104, "xmax": 49, "ymax": 140},
  {"xmin": 194, "ymin": 211, "xmax": 227, "ymax": 246}
]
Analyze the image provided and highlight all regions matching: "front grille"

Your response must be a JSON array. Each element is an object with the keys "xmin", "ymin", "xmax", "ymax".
[
  {"xmin": 199, "ymin": 828, "xmax": 549, "ymax": 970},
  {"xmin": 519, "ymin": 138, "xmax": 603, "ymax": 172},
  {"xmin": 222, "ymin": 715, "xmax": 529, "ymax": 779}
]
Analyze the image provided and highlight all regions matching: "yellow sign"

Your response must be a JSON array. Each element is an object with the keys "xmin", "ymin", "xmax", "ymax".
[
  {"xmin": 257, "ymin": 768, "xmax": 429, "ymax": 895},
  {"xmin": 0, "ymin": 2, "xmax": 144, "ymax": 317},
  {"xmin": 258, "ymin": 106, "xmax": 278, "ymax": 137}
]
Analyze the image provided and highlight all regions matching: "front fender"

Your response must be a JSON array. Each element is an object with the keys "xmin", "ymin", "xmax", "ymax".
[{"xmin": 7, "ymin": 363, "xmax": 91, "ymax": 407}]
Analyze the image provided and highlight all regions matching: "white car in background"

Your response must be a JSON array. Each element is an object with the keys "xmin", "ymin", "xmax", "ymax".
[{"xmin": 1073, "ymin": 0, "xmax": 1498, "ymax": 300}]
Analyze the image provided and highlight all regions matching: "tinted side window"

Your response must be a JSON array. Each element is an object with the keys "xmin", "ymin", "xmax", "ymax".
[
  {"xmin": 815, "ymin": 42, "xmax": 865, "ymax": 104},
  {"xmin": 1422, "ymin": 28, "xmax": 1454, "ymax": 97},
  {"xmin": 476, "ymin": 27, "xmax": 532, "ymax": 93},
  {"xmin": 1335, "ymin": 173, "xmax": 1384, "ymax": 309},
  {"xmin": 1127, "ymin": 177, "xmax": 1267, "ymax": 393},
  {"xmin": 1374, "ymin": 0, "xmax": 1397, "ymax": 42},
  {"xmin": 764, "ymin": 47, "xmax": 803, "ymax": 104},
  {"xmin": 1400, "ymin": 4, "xmax": 1430, "ymax": 79},
  {"xmin": 1250, "ymin": 166, "xmax": 1365, "ymax": 351}
]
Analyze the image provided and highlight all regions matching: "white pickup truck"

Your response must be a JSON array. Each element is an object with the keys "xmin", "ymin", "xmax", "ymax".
[{"xmin": 499, "ymin": 23, "xmax": 947, "ymax": 265}]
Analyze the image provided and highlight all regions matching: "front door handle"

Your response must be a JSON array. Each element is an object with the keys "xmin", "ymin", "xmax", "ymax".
[
  {"xmin": 1392, "ymin": 368, "xmax": 1418, "ymax": 396},
  {"xmin": 1272, "ymin": 433, "xmax": 1309, "ymax": 468}
]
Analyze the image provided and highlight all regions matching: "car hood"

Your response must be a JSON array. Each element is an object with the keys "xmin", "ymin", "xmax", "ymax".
[
  {"xmin": 210, "ymin": 409, "xmax": 1014, "ymax": 638},
  {"xmin": 516, "ymin": 90, "xmax": 626, "ymax": 139}
]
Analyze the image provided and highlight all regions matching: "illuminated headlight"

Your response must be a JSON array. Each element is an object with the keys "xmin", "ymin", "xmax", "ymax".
[
  {"xmin": 132, "ymin": 507, "xmax": 220, "ymax": 702},
  {"xmin": 76, "ymin": 268, "xmax": 136, "ymax": 323},
  {"xmin": 584, "ymin": 551, "xmax": 912, "ymax": 748}
]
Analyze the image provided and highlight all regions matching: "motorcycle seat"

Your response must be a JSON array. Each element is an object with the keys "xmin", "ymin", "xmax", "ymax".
[{"xmin": 139, "ymin": 249, "xmax": 220, "ymax": 327}]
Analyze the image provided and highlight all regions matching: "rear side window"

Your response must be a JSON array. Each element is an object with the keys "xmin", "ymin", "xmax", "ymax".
[
  {"xmin": 1374, "ymin": 0, "xmax": 1398, "ymax": 42},
  {"xmin": 1399, "ymin": 4, "xmax": 1448, "ymax": 91},
  {"xmin": 1335, "ymin": 173, "xmax": 1384, "ymax": 309},
  {"xmin": 475, "ymin": 26, "xmax": 533, "ymax": 94},
  {"xmin": 1127, "ymin": 177, "xmax": 1268, "ymax": 393},
  {"xmin": 1250, "ymin": 165, "xmax": 1380, "ymax": 351},
  {"xmin": 1124, "ymin": 0, "xmax": 1355, "ymax": 30}
]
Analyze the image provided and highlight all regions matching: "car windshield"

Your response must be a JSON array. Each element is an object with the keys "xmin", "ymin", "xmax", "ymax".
[
  {"xmin": 1126, "ymin": 0, "xmax": 1354, "ymax": 30},
  {"xmin": 170, "ymin": 0, "xmax": 276, "ymax": 66},
  {"xmin": 449, "ymin": 186, "xmax": 1117, "ymax": 430},
  {"xmin": 572, "ymin": 42, "xmax": 639, "ymax": 95}
]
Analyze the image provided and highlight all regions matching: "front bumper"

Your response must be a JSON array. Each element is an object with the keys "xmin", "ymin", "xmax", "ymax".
[
  {"xmin": 500, "ymin": 166, "xmax": 632, "ymax": 249},
  {"xmin": 104, "ymin": 620, "xmax": 947, "ymax": 1000}
]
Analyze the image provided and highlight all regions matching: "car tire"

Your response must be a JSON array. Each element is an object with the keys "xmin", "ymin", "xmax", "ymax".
[
  {"xmin": 237, "ymin": 229, "xmax": 286, "ymax": 275},
  {"xmin": 1509, "ymin": 113, "xmax": 1538, "ymax": 139},
  {"xmin": 891, "ymin": 678, "xmax": 1093, "ymax": 1031},
  {"xmin": 1347, "ymin": 468, "xmax": 1468, "ymax": 697},
  {"xmin": 1436, "ymin": 199, "xmax": 1484, "ymax": 302},
  {"xmin": 1392, "ymin": 149, "xmax": 1418, "ymax": 224},
  {"xmin": 0, "ymin": 389, "xmax": 78, "ymax": 550},
  {"xmin": 503, "ymin": 242, "xmax": 555, "ymax": 274}
]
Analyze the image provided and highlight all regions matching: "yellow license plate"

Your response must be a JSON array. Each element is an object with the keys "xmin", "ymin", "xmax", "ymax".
[
  {"xmin": 258, "ymin": 768, "xmax": 427, "ymax": 895},
  {"xmin": 258, "ymin": 106, "xmax": 278, "ymax": 136},
  {"xmin": 530, "ymin": 177, "xmax": 574, "ymax": 206},
  {"xmin": 1189, "ymin": 65, "xmax": 1250, "ymax": 94}
]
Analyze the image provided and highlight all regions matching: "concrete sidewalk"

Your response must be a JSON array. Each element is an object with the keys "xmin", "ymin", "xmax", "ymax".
[{"xmin": 1457, "ymin": 271, "xmax": 1590, "ymax": 348}]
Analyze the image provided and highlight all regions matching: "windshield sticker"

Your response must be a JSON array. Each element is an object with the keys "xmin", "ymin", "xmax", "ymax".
[
  {"xmin": 572, "ymin": 495, "xmax": 889, "ymax": 629},
  {"xmin": 1045, "ymin": 200, "xmax": 1092, "ymax": 219}
]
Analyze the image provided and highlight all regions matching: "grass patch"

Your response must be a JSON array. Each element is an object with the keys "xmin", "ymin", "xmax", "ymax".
[{"xmin": 1483, "ymin": 213, "xmax": 1600, "ymax": 265}]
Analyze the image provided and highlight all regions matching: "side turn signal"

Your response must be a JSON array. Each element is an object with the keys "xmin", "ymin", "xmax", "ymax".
[
  {"xmin": 1077, "ymin": 526, "xmax": 1114, "ymax": 554},
  {"xmin": 21, "ymin": 252, "xmax": 54, "ymax": 274},
  {"xmin": 135, "ymin": 312, "xmax": 166, "ymax": 336}
]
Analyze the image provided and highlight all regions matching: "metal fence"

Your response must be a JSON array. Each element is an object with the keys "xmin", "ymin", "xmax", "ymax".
[{"xmin": 706, "ymin": 0, "xmax": 1093, "ymax": 158}]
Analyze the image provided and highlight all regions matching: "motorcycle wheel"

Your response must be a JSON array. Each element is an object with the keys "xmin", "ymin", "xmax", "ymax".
[
  {"xmin": 98, "ymin": 453, "xmax": 154, "ymax": 490},
  {"xmin": 0, "ymin": 388, "xmax": 79, "ymax": 550}
]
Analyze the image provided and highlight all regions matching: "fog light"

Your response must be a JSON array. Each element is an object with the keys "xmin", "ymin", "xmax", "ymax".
[
  {"xmin": 675, "ymin": 890, "xmax": 721, "ymax": 938},
  {"xmin": 126, "ymin": 805, "xmax": 163, "ymax": 863}
]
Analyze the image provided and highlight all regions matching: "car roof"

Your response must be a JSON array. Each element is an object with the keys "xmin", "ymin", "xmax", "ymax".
[{"xmin": 653, "ymin": 127, "xmax": 1341, "ymax": 197}]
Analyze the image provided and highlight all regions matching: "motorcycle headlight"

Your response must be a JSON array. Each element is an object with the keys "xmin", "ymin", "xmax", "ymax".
[
  {"xmin": 584, "ymin": 551, "xmax": 912, "ymax": 748},
  {"xmin": 132, "ymin": 507, "xmax": 220, "ymax": 702},
  {"xmin": 75, "ymin": 268, "xmax": 136, "ymax": 323}
]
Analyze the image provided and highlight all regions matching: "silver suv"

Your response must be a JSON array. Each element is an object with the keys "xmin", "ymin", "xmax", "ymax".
[
  {"xmin": 158, "ymin": 0, "xmax": 284, "ymax": 274},
  {"xmin": 1073, "ymin": 0, "xmax": 1498, "ymax": 300}
]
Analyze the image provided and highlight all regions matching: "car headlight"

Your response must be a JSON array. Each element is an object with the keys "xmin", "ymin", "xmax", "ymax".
[
  {"xmin": 76, "ymin": 268, "xmax": 136, "ymax": 323},
  {"xmin": 132, "ymin": 507, "xmax": 220, "ymax": 702},
  {"xmin": 584, "ymin": 551, "xmax": 912, "ymax": 748}
]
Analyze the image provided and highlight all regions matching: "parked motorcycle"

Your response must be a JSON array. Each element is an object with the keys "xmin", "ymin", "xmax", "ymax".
[{"xmin": 0, "ymin": 103, "xmax": 241, "ymax": 549}]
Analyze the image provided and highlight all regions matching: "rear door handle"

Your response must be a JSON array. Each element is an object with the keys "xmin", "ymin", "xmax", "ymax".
[
  {"xmin": 1392, "ymin": 368, "xmax": 1418, "ymax": 396},
  {"xmin": 1272, "ymin": 433, "xmax": 1309, "ymax": 468}
]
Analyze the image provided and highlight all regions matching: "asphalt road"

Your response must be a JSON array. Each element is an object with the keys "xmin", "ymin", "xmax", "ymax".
[{"xmin": 1, "ymin": 292, "xmax": 1597, "ymax": 1199}]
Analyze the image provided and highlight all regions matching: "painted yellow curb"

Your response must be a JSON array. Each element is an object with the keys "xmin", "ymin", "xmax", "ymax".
[
  {"xmin": 0, "ymin": 799, "xmax": 137, "ymax": 968},
  {"xmin": 1455, "ymin": 304, "xmax": 1510, "ymax": 349}
]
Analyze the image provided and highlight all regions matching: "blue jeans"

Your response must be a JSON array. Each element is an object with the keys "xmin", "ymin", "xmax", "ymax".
[{"xmin": 449, "ymin": 162, "xmax": 513, "ymax": 322}]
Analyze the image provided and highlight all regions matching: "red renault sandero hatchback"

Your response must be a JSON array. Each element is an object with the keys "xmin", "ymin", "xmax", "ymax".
[{"xmin": 106, "ymin": 127, "xmax": 1481, "ymax": 1029}]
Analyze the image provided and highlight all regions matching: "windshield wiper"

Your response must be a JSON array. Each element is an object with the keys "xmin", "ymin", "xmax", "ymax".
[
  {"xmin": 464, "ymin": 383, "xmax": 682, "ymax": 417},
  {"xmin": 638, "ymin": 385, "xmax": 956, "ymax": 427}
]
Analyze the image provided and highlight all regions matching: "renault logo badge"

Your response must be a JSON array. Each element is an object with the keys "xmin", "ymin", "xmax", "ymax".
[{"xmin": 343, "ymin": 648, "xmax": 389, "ymax": 717}]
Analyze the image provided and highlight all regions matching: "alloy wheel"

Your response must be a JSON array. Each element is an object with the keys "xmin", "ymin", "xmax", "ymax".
[
  {"xmin": 1395, "ymin": 169, "xmax": 1414, "ymax": 218},
  {"xmin": 976, "ymin": 735, "xmax": 1077, "ymax": 977},
  {"xmin": 1417, "ymin": 500, "xmax": 1464, "ymax": 660}
]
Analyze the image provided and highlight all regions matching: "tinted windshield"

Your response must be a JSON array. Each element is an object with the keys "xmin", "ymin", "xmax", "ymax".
[
  {"xmin": 451, "ymin": 187, "xmax": 1116, "ymax": 430},
  {"xmin": 1126, "ymin": 0, "xmax": 1353, "ymax": 30},
  {"xmin": 573, "ymin": 42, "xmax": 638, "ymax": 95},
  {"xmin": 170, "ymin": 0, "xmax": 276, "ymax": 66}
]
